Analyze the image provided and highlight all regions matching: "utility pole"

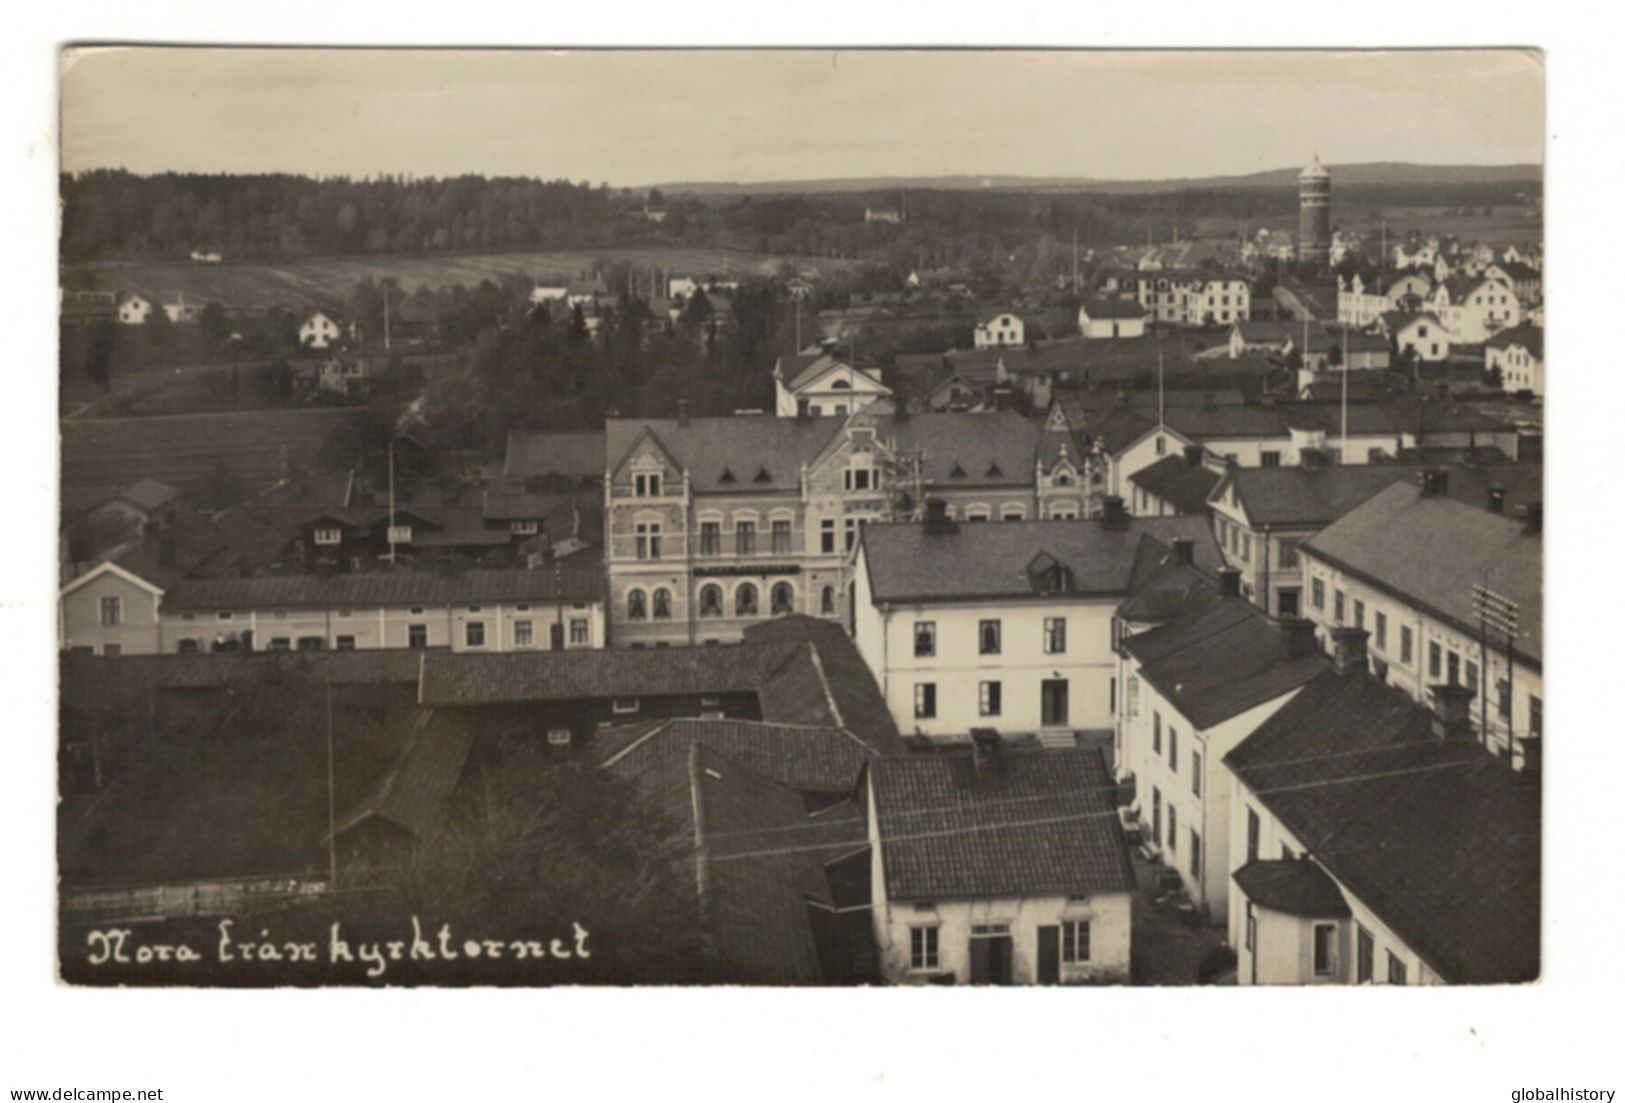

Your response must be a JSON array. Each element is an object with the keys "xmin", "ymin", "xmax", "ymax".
[
  {"xmin": 386, "ymin": 443, "xmax": 397, "ymax": 565},
  {"xmin": 383, "ymin": 282, "xmax": 391, "ymax": 351},
  {"xmin": 326, "ymin": 675, "xmax": 338, "ymax": 891},
  {"xmin": 1072, "ymin": 226, "xmax": 1079, "ymax": 297}
]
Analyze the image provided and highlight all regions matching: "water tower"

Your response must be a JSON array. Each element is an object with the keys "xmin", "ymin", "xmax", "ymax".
[{"xmin": 1298, "ymin": 155, "xmax": 1332, "ymax": 265}]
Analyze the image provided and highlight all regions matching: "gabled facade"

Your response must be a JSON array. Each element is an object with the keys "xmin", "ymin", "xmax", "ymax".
[
  {"xmin": 773, "ymin": 354, "xmax": 893, "ymax": 418},
  {"xmin": 1382, "ymin": 312, "xmax": 1451, "ymax": 362},
  {"xmin": 1077, "ymin": 299, "xmax": 1148, "ymax": 339},
  {"xmin": 58, "ymin": 562, "xmax": 167, "ymax": 655},
  {"xmin": 1486, "ymin": 324, "xmax": 1544, "ymax": 397},
  {"xmin": 974, "ymin": 312, "xmax": 1025, "ymax": 349},
  {"xmin": 117, "ymin": 292, "xmax": 153, "ymax": 326},
  {"xmin": 1427, "ymin": 276, "xmax": 1520, "ymax": 344},
  {"xmin": 298, "ymin": 310, "xmax": 344, "ymax": 350}
]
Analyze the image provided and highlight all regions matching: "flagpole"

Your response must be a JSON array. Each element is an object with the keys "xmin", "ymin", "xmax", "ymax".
[
  {"xmin": 387, "ymin": 443, "xmax": 397, "ymax": 565},
  {"xmin": 1341, "ymin": 327, "xmax": 1349, "ymax": 463}
]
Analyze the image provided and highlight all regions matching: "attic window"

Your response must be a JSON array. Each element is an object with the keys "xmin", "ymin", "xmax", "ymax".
[
  {"xmin": 753, "ymin": 466, "xmax": 773, "ymax": 484},
  {"xmin": 949, "ymin": 462, "xmax": 968, "ymax": 480},
  {"xmin": 719, "ymin": 466, "xmax": 737, "ymax": 484},
  {"xmin": 985, "ymin": 461, "xmax": 1003, "ymax": 478}
]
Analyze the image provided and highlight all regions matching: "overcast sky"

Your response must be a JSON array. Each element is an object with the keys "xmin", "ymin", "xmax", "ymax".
[{"xmin": 60, "ymin": 48, "xmax": 1544, "ymax": 185}]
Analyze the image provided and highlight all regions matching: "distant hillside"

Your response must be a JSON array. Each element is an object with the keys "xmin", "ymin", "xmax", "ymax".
[{"xmin": 655, "ymin": 163, "xmax": 1544, "ymax": 197}]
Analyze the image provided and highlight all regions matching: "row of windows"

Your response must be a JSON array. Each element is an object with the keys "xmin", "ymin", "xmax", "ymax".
[
  {"xmin": 907, "ymin": 920, "xmax": 1091, "ymax": 971},
  {"xmin": 1147, "ymin": 785, "xmax": 1203, "ymax": 878},
  {"xmin": 175, "ymin": 617, "xmax": 589, "ymax": 653},
  {"xmin": 1150, "ymin": 712, "xmax": 1202, "ymax": 797},
  {"xmin": 914, "ymin": 678, "xmax": 1070, "ymax": 725},
  {"xmin": 912, "ymin": 617, "xmax": 1065, "ymax": 658}
]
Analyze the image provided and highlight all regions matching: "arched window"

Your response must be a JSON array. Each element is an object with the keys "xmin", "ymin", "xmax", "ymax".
[
  {"xmin": 652, "ymin": 588, "xmax": 671, "ymax": 620},
  {"xmin": 821, "ymin": 586, "xmax": 836, "ymax": 616},
  {"xmin": 699, "ymin": 584, "xmax": 723, "ymax": 618},
  {"xmin": 735, "ymin": 583, "xmax": 758, "ymax": 617},
  {"xmin": 627, "ymin": 589, "xmax": 647, "ymax": 621},
  {"xmin": 771, "ymin": 582, "xmax": 794, "ymax": 615}
]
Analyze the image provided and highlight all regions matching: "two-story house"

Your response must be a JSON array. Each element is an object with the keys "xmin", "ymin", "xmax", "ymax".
[
  {"xmin": 1485, "ymin": 323, "xmax": 1544, "ymax": 397},
  {"xmin": 1076, "ymin": 299, "xmax": 1148, "ymax": 340},
  {"xmin": 1427, "ymin": 276, "xmax": 1520, "ymax": 344},
  {"xmin": 1298, "ymin": 474, "xmax": 1542, "ymax": 768},
  {"xmin": 773, "ymin": 352, "xmax": 893, "ymax": 417},
  {"xmin": 850, "ymin": 503, "xmax": 1220, "ymax": 744},
  {"xmin": 1225, "ymin": 656, "xmax": 1539, "ymax": 985},
  {"xmin": 1380, "ymin": 312, "xmax": 1451, "ymax": 363},
  {"xmin": 974, "ymin": 312, "xmax": 1025, "ymax": 349}
]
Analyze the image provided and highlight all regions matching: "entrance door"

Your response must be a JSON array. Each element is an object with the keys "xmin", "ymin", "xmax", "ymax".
[
  {"xmin": 969, "ymin": 935, "xmax": 1014, "ymax": 985},
  {"xmin": 1041, "ymin": 679, "xmax": 1070, "ymax": 727},
  {"xmin": 1036, "ymin": 926, "xmax": 1060, "ymax": 985},
  {"xmin": 550, "ymin": 622, "xmax": 565, "ymax": 650},
  {"xmin": 1278, "ymin": 588, "xmax": 1300, "ymax": 619}
]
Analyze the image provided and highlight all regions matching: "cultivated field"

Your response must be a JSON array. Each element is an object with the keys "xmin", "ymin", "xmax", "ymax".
[
  {"xmin": 65, "ymin": 246, "xmax": 856, "ymax": 312},
  {"xmin": 1196, "ymin": 205, "xmax": 1543, "ymax": 250},
  {"xmin": 60, "ymin": 407, "xmax": 358, "ymax": 490}
]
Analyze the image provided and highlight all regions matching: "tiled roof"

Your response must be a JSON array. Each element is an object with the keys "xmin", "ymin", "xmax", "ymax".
[
  {"xmin": 333, "ymin": 710, "xmax": 475, "ymax": 838},
  {"xmin": 1225, "ymin": 670, "xmax": 1540, "ymax": 983},
  {"xmin": 500, "ymin": 429, "xmax": 607, "ymax": 481},
  {"xmin": 606, "ymin": 416, "xmax": 840, "ymax": 494},
  {"xmin": 1123, "ymin": 599, "xmax": 1328, "ymax": 730},
  {"xmin": 640, "ymin": 743, "xmax": 867, "ymax": 984},
  {"xmin": 1216, "ymin": 464, "xmax": 1413, "ymax": 527},
  {"xmin": 1485, "ymin": 323, "xmax": 1543, "ymax": 358},
  {"xmin": 419, "ymin": 642, "xmax": 798, "ymax": 707},
  {"xmin": 598, "ymin": 718, "xmax": 874, "ymax": 794},
  {"xmin": 1381, "ymin": 394, "xmax": 1513, "ymax": 435},
  {"xmin": 59, "ymin": 649, "xmax": 429, "ymax": 712},
  {"xmin": 871, "ymin": 746, "xmax": 1136, "ymax": 901},
  {"xmin": 116, "ymin": 478, "xmax": 180, "ymax": 514},
  {"xmin": 1128, "ymin": 454, "xmax": 1223, "ymax": 514},
  {"xmin": 855, "ymin": 410, "xmax": 1042, "ymax": 489},
  {"xmin": 481, "ymin": 490, "xmax": 572, "ymax": 522},
  {"xmin": 1232, "ymin": 859, "xmax": 1351, "ymax": 918},
  {"xmin": 1165, "ymin": 401, "xmax": 1399, "ymax": 440},
  {"xmin": 1303, "ymin": 481, "xmax": 1541, "ymax": 665},
  {"xmin": 162, "ymin": 566, "xmax": 602, "ymax": 613},
  {"xmin": 742, "ymin": 616, "xmax": 905, "ymax": 753},
  {"xmin": 860, "ymin": 515, "xmax": 1222, "ymax": 603}
]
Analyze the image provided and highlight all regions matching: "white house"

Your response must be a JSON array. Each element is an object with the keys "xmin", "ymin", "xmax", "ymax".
[
  {"xmin": 851, "ymin": 505, "xmax": 1220, "ymax": 744},
  {"xmin": 117, "ymin": 292, "xmax": 154, "ymax": 326},
  {"xmin": 58, "ymin": 561, "xmax": 167, "ymax": 656},
  {"xmin": 298, "ymin": 309, "xmax": 344, "ymax": 350},
  {"xmin": 1485, "ymin": 323, "xmax": 1544, "ymax": 396},
  {"xmin": 1298, "ymin": 476, "xmax": 1542, "ymax": 769},
  {"xmin": 1381, "ymin": 312, "xmax": 1450, "ymax": 363},
  {"xmin": 773, "ymin": 353, "xmax": 892, "ymax": 418},
  {"xmin": 1117, "ymin": 595, "xmax": 1327, "ymax": 922},
  {"xmin": 1077, "ymin": 299, "xmax": 1148, "ymax": 339},
  {"xmin": 528, "ymin": 283, "xmax": 569, "ymax": 305},
  {"xmin": 1338, "ymin": 271, "xmax": 1433, "ymax": 326},
  {"xmin": 1427, "ymin": 276, "xmax": 1520, "ymax": 344},
  {"xmin": 1225, "ymin": 659, "xmax": 1540, "ymax": 985},
  {"xmin": 667, "ymin": 276, "xmax": 700, "ymax": 300},
  {"xmin": 974, "ymin": 312, "xmax": 1025, "ymax": 349},
  {"xmin": 867, "ymin": 741, "xmax": 1135, "ymax": 985}
]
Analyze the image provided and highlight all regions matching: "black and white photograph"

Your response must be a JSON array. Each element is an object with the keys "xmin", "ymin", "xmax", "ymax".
[
  {"xmin": 8, "ymin": 17, "xmax": 1619, "ymax": 1099},
  {"xmin": 51, "ymin": 46, "xmax": 1547, "ymax": 989}
]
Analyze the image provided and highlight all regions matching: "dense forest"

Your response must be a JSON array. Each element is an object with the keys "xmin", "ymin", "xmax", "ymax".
[{"xmin": 61, "ymin": 170, "xmax": 1542, "ymax": 269}]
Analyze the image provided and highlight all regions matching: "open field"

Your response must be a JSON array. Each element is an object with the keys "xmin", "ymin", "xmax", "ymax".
[
  {"xmin": 64, "ymin": 246, "xmax": 857, "ymax": 312},
  {"xmin": 61, "ymin": 407, "xmax": 359, "ymax": 490}
]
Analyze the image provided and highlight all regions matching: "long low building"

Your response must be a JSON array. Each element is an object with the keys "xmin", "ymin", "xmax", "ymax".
[{"xmin": 61, "ymin": 561, "xmax": 606, "ymax": 656}]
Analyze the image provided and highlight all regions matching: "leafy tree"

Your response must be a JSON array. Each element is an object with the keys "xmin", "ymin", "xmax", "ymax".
[
  {"xmin": 199, "ymin": 301, "xmax": 229, "ymax": 345},
  {"xmin": 83, "ymin": 321, "xmax": 117, "ymax": 391}
]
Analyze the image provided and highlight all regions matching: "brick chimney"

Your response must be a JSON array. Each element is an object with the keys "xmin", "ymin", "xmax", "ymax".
[
  {"xmin": 1281, "ymin": 617, "xmax": 1319, "ymax": 659},
  {"xmin": 1523, "ymin": 502, "xmax": 1542, "ymax": 535},
  {"xmin": 1429, "ymin": 683, "xmax": 1477, "ymax": 741},
  {"xmin": 1419, "ymin": 469, "xmax": 1450, "ymax": 498},
  {"xmin": 1487, "ymin": 486, "xmax": 1506, "ymax": 514},
  {"xmin": 1183, "ymin": 444, "xmax": 1204, "ymax": 467},
  {"xmin": 1101, "ymin": 495, "xmax": 1128, "ymax": 531},
  {"xmin": 1300, "ymin": 448, "xmax": 1325, "ymax": 471},
  {"xmin": 1331, "ymin": 626, "xmax": 1369, "ymax": 675},
  {"xmin": 923, "ymin": 498, "xmax": 958, "ymax": 536},
  {"xmin": 1217, "ymin": 567, "xmax": 1241, "ymax": 598},
  {"xmin": 1171, "ymin": 537, "xmax": 1195, "ymax": 564}
]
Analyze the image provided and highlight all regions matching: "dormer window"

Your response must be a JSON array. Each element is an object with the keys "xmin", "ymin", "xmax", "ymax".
[
  {"xmin": 314, "ymin": 527, "xmax": 342, "ymax": 545},
  {"xmin": 844, "ymin": 466, "xmax": 874, "ymax": 492},
  {"xmin": 387, "ymin": 525, "xmax": 412, "ymax": 544},
  {"xmin": 634, "ymin": 472, "xmax": 662, "ymax": 498}
]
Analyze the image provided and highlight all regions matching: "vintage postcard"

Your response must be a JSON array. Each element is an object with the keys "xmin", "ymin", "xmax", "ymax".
[{"xmin": 56, "ymin": 46, "xmax": 1543, "ymax": 989}]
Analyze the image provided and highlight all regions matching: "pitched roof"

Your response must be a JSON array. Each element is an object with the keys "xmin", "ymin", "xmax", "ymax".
[
  {"xmin": 1485, "ymin": 323, "xmax": 1543, "ymax": 358},
  {"xmin": 854, "ymin": 410, "xmax": 1042, "ymax": 489},
  {"xmin": 115, "ymin": 478, "xmax": 180, "ymax": 514},
  {"xmin": 1302, "ymin": 481, "xmax": 1542, "ymax": 665},
  {"xmin": 598, "ymin": 718, "xmax": 875, "ymax": 794},
  {"xmin": 419, "ymin": 642, "xmax": 798, "ymax": 707},
  {"xmin": 1232, "ymin": 859, "xmax": 1352, "ymax": 918},
  {"xmin": 1128, "ymin": 453, "xmax": 1223, "ymax": 514},
  {"xmin": 481, "ymin": 490, "xmax": 572, "ymax": 522},
  {"xmin": 640, "ymin": 743, "xmax": 868, "ymax": 984},
  {"xmin": 162, "ymin": 566, "xmax": 602, "ymax": 613},
  {"xmin": 1215, "ymin": 464, "xmax": 1413, "ymax": 527},
  {"xmin": 606, "ymin": 416, "xmax": 840, "ymax": 494},
  {"xmin": 742, "ymin": 616, "xmax": 905, "ymax": 753},
  {"xmin": 1225, "ymin": 671, "xmax": 1540, "ymax": 983},
  {"xmin": 333, "ymin": 710, "xmax": 475, "ymax": 838},
  {"xmin": 501, "ymin": 429, "xmax": 608, "ymax": 481},
  {"xmin": 860, "ymin": 515, "xmax": 1223, "ymax": 603},
  {"xmin": 871, "ymin": 746, "xmax": 1136, "ymax": 901},
  {"xmin": 1080, "ymin": 298, "xmax": 1147, "ymax": 320},
  {"xmin": 1123, "ymin": 599, "xmax": 1328, "ymax": 729}
]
